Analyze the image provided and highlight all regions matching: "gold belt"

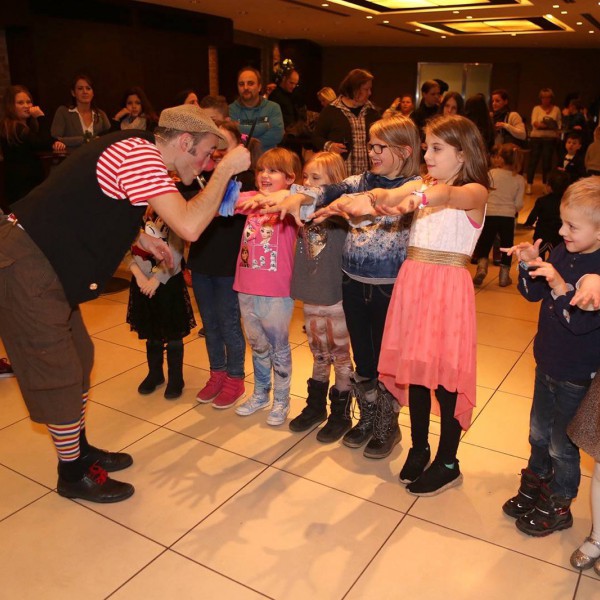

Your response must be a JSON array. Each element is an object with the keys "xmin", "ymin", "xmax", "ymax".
[{"xmin": 407, "ymin": 246, "xmax": 470, "ymax": 268}]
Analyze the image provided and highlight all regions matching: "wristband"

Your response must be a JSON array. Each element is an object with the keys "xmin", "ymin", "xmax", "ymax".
[{"xmin": 411, "ymin": 190, "xmax": 428, "ymax": 209}]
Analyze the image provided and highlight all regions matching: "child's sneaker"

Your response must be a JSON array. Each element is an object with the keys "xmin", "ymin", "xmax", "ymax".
[
  {"xmin": 196, "ymin": 370, "xmax": 227, "ymax": 404},
  {"xmin": 502, "ymin": 468, "xmax": 550, "ymax": 519},
  {"xmin": 266, "ymin": 399, "xmax": 290, "ymax": 426},
  {"xmin": 406, "ymin": 460, "xmax": 463, "ymax": 496},
  {"xmin": 212, "ymin": 376, "xmax": 245, "ymax": 410},
  {"xmin": 235, "ymin": 393, "xmax": 270, "ymax": 416},
  {"xmin": 515, "ymin": 484, "xmax": 573, "ymax": 537},
  {"xmin": 399, "ymin": 446, "xmax": 431, "ymax": 484},
  {"xmin": 0, "ymin": 358, "xmax": 15, "ymax": 378}
]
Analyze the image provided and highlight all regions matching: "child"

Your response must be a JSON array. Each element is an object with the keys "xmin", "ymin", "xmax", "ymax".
[
  {"xmin": 199, "ymin": 95, "xmax": 229, "ymax": 123},
  {"xmin": 524, "ymin": 169, "xmax": 571, "ymax": 260},
  {"xmin": 190, "ymin": 121, "xmax": 251, "ymax": 409},
  {"xmin": 126, "ymin": 210, "xmax": 196, "ymax": 400},
  {"xmin": 233, "ymin": 148, "xmax": 301, "ymax": 426},
  {"xmin": 314, "ymin": 114, "xmax": 489, "ymax": 495},
  {"xmin": 288, "ymin": 152, "xmax": 353, "ymax": 440},
  {"xmin": 501, "ymin": 176, "xmax": 600, "ymax": 536},
  {"xmin": 585, "ymin": 126, "xmax": 600, "ymax": 176},
  {"xmin": 473, "ymin": 143, "xmax": 524, "ymax": 287},
  {"xmin": 568, "ymin": 273, "xmax": 600, "ymax": 571},
  {"xmin": 265, "ymin": 116, "xmax": 422, "ymax": 452},
  {"xmin": 559, "ymin": 132, "xmax": 586, "ymax": 183}
]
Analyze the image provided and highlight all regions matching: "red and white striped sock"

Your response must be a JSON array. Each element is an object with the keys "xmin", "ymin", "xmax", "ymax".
[{"xmin": 47, "ymin": 421, "xmax": 81, "ymax": 462}]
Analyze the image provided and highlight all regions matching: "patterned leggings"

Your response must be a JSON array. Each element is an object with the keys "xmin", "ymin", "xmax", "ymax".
[{"xmin": 303, "ymin": 301, "xmax": 353, "ymax": 391}]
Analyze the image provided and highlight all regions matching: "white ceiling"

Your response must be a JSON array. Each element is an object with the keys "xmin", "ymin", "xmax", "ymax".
[{"xmin": 136, "ymin": 0, "xmax": 600, "ymax": 48}]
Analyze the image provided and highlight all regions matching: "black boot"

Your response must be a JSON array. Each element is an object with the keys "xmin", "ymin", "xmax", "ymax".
[
  {"xmin": 516, "ymin": 484, "xmax": 573, "ymax": 537},
  {"xmin": 316, "ymin": 387, "xmax": 352, "ymax": 444},
  {"xmin": 363, "ymin": 384, "xmax": 401, "ymax": 459},
  {"xmin": 289, "ymin": 378, "xmax": 328, "ymax": 432},
  {"xmin": 164, "ymin": 340, "xmax": 185, "ymax": 400},
  {"xmin": 79, "ymin": 428, "xmax": 133, "ymax": 472},
  {"xmin": 503, "ymin": 468, "xmax": 552, "ymax": 519},
  {"xmin": 57, "ymin": 458, "xmax": 135, "ymax": 503},
  {"xmin": 138, "ymin": 340, "xmax": 165, "ymax": 394},
  {"xmin": 343, "ymin": 378, "xmax": 378, "ymax": 448}
]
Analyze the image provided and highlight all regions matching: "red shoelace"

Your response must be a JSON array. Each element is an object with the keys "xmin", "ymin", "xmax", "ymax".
[{"xmin": 88, "ymin": 463, "xmax": 108, "ymax": 485}]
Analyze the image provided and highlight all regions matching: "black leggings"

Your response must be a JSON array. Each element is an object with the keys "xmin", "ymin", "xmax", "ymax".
[
  {"xmin": 409, "ymin": 384, "xmax": 462, "ymax": 464},
  {"xmin": 473, "ymin": 216, "xmax": 515, "ymax": 267}
]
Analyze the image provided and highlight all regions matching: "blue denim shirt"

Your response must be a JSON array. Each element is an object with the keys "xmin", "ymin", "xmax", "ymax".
[{"xmin": 317, "ymin": 171, "xmax": 419, "ymax": 280}]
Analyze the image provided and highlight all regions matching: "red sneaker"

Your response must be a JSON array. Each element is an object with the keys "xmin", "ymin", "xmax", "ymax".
[
  {"xmin": 196, "ymin": 370, "xmax": 227, "ymax": 403},
  {"xmin": 0, "ymin": 358, "xmax": 15, "ymax": 379},
  {"xmin": 212, "ymin": 376, "xmax": 245, "ymax": 409}
]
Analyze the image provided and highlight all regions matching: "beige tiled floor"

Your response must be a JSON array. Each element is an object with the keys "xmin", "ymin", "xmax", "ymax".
[{"xmin": 1, "ymin": 182, "xmax": 598, "ymax": 599}]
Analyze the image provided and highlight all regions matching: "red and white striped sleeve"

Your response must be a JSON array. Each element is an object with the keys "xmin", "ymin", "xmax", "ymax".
[{"xmin": 96, "ymin": 138, "xmax": 178, "ymax": 205}]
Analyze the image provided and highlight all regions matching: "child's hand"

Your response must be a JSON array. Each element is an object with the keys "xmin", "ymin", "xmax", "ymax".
[
  {"xmin": 236, "ymin": 197, "xmax": 262, "ymax": 212},
  {"xmin": 140, "ymin": 277, "xmax": 160, "ymax": 298},
  {"xmin": 527, "ymin": 259, "xmax": 568, "ymax": 295},
  {"xmin": 312, "ymin": 194, "xmax": 375, "ymax": 224},
  {"xmin": 260, "ymin": 193, "xmax": 306, "ymax": 226},
  {"xmin": 570, "ymin": 274, "xmax": 600, "ymax": 311},
  {"xmin": 500, "ymin": 239, "xmax": 542, "ymax": 262},
  {"xmin": 134, "ymin": 272, "xmax": 149, "ymax": 288}
]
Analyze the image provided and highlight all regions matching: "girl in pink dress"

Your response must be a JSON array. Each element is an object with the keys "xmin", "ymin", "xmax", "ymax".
[{"xmin": 314, "ymin": 115, "xmax": 489, "ymax": 496}]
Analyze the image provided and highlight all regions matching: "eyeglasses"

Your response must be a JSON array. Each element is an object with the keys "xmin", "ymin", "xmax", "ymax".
[{"xmin": 367, "ymin": 143, "xmax": 398, "ymax": 154}]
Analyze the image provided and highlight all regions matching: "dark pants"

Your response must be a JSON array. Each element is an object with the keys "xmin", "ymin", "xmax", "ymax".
[
  {"xmin": 527, "ymin": 368, "xmax": 589, "ymax": 498},
  {"xmin": 527, "ymin": 138, "xmax": 558, "ymax": 184},
  {"xmin": 341, "ymin": 274, "xmax": 394, "ymax": 380},
  {"xmin": 0, "ymin": 219, "xmax": 93, "ymax": 423},
  {"xmin": 192, "ymin": 272, "xmax": 245, "ymax": 379},
  {"xmin": 473, "ymin": 216, "xmax": 515, "ymax": 267}
]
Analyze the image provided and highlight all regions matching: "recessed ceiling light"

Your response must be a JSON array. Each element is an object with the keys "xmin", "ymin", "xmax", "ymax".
[
  {"xmin": 511, "ymin": 33, "xmax": 517, "ymax": 36},
  {"xmin": 466, "ymin": 15, "xmax": 473, "ymax": 19},
  {"xmin": 561, "ymin": 10, "xmax": 567, "ymax": 14},
  {"xmin": 415, "ymin": 28, "xmax": 421, "ymax": 32},
  {"xmin": 590, "ymin": 30, "xmax": 596, "ymax": 33},
  {"xmin": 453, "ymin": 10, "xmax": 459, "ymax": 14},
  {"xmin": 577, "ymin": 22, "xmax": 583, "ymax": 25},
  {"xmin": 366, "ymin": 15, "xmax": 373, "ymax": 19},
  {"xmin": 441, "ymin": 35, "xmax": 447, "ymax": 39},
  {"xmin": 383, "ymin": 20, "xmax": 389, "ymax": 24},
  {"xmin": 321, "ymin": 3, "xmax": 329, "ymax": 6}
]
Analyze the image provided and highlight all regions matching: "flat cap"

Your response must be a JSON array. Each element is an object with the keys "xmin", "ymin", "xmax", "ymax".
[{"xmin": 159, "ymin": 104, "xmax": 228, "ymax": 149}]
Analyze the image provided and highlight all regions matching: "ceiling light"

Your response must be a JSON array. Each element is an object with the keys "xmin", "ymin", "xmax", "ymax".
[
  {"xmin": 383, "ymin": 20, "xmax": 389, "ymax": 23},
  {"xmin": 511, "ymin": 33, "xmax": 517, "ymax": 36},
  {"xmin": 441, "ymin": 35, "xmax": 447, "ymax": 39},
  {"xmin": 453, "ymin": 10, "xmax": 459, "ymax": 14},
  {"xmin": 590, "ymin": 30, "xmax": 596, "ymax": 33},
  {"xmin": 366, "ymin": 15, "xmax": 373, "ymax": 19},
  {"xmin": 415, "ymin": 28, "xmax": 421, "ymax": 32},
  {"xmin": 561, "ymin": 10, "xmax": 567, "ymax": 14},
  {"xmin": 321, "ymin": 3, "xmax": 329, "ymax": 6},
  {"xmin": 577, "ymin": 21, "xmax": 583, "ymax": 25},
  {"xmin": 466, "ymin": 16, "xmax": 473, "ymax": 19}
]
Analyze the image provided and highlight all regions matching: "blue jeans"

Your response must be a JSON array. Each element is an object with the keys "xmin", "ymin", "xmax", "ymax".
[
  {"xmin": 238, "ymin": 293, "xmax": 293, "ymax": 401},
  {"xmin": 192, "ymin": 273, "xmax": 245, "ymax": 379},
  {"xmin": 527, "ymin": 368, "xmax": 590, "ymax": 498},
  {"xmin": 341, "ymin": 274, "xmax": 394, "ymax": 380}
]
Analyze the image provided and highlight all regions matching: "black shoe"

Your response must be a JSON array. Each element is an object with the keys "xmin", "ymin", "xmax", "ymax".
[
  {"xmin": 399, "ymin": 446, "xmax": 431, "ymax": 484},
  {"xmin": 138, "ymin": 373, "xmax": 165, "ymax": 394},
  {"xmin": 57, "ymin": 463, "xmax": 135, "ymax": 503},
  {"xmin": 316, "ymin": 388, "xmax": 352, "ymax": 444},
  {"xmin": 81, "ymin": 445, "xmax": 133, "ymax": 473},
  {"xmin": 363, "ymin": 384, "xmax": 401, "ymax": 459},
  {"xmin": 289, "ymin": 378, "xmax": 328, "ymax": 432},
  {"xmin": 406, "ymin": 460, "xmax": 463, "ymax": 496},
  {"xmin": 343, "ymin": 378, "xmax": 377, "ymax": 448},
  {"xmin": 515, "ymin": 485, "xmax": 573, "ymax": 537},
  {"xmin": 503, "ymin": 468, "xmax": 550, "ymax": 519}
]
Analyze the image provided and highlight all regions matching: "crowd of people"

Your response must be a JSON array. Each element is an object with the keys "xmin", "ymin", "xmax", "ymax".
[{"xmin": 0, "ymin": 65, "xmax": 599, "ymax": 576}]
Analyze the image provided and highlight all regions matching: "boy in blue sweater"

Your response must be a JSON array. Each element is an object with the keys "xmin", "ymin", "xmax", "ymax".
[{"xmin": 501, "ymin": 176, "xmax": 600, "ymax": 537}]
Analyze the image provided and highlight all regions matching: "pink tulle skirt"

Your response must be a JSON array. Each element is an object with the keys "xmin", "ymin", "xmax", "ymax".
[{"xmin": 378, "ymin": 259, "xmax": 477, "ymax": 431}]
